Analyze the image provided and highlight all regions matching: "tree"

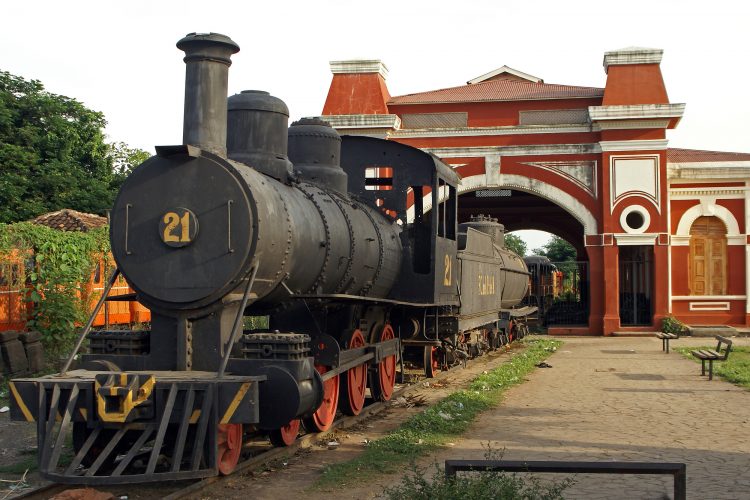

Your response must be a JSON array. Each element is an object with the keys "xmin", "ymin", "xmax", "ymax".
[
  {"xmin": 532, "ymin": 236, "xmax": 577, "ymax": 262},
  {"xmin": 0, "ymin": 70, "xmax": 149, "ymax": 223},
  {"xmin": 504, "ymin": 233, "xmax": 527, "ymax": 257}
]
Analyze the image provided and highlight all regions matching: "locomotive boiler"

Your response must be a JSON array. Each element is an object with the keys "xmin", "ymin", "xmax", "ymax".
[{"xmin": 9, "ymin": 32, "xmax": 533, "ymax": 485}]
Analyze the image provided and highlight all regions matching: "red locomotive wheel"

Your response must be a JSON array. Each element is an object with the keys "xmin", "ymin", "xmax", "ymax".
[
  {"xmin": 217, "ymin": 423, "xmax": 243, "ymax": 475},
  {"xmin": 339, "ymin": 329, "xmax": 367, "ymax": 416},
  {"xmin": 370, "ymin": 323, "xmax": 397, "ymax": 401},
  {"xmin": 304, "ymin": 364, "xmax": 340, "ymax": 432},
  {"xmin": 424, "ymin": 345, "xmax": 440, "ymax": 378},
  {"xmin": 269, "ymin": 419, "xmax": 301, "ymax": 447}
]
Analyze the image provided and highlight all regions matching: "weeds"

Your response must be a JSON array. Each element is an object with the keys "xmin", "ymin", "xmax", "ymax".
[
  {"xmin": 382, "ymin": 446, "xmax": 572, "ymax": 500},
  {"xmin": 316, "ymin": 338, "xmax": 562, "ymax": 487}
]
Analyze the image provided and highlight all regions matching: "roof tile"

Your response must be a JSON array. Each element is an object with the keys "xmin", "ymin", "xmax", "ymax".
[
  {"xmin": 32, "ymin": 209, "xmax": 107, "ymax": 232},
  {"xmin": 389, "ymin": 79, "xmax": 603, "ymax": 105},
  {"xmin": 667, "ymin": 148, "xmax": 750, "ymax": 163}
]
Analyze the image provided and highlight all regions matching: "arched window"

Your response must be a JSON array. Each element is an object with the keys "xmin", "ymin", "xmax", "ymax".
[{"xmin": 689, "ymin": 216, "xmax": 727, "ymax": 295}]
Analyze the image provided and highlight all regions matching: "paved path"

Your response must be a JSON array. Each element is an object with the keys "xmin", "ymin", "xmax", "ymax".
[{"xmin": 433, "ymin": 336, "xmax": 750, "ymax": 499}]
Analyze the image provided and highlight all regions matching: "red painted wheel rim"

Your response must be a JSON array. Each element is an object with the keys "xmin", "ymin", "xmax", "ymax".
[
  {"xmin": 430, "ymin": 346, "xmax": 439, "ymax": 373},
  {"xmin": 217, "ymin": 423, "xmax": 243, "ymax": 475},
  {"xmin": 345, "ymin": 329, "xmax": 367, "ymax": 415},
  {"xmin": 377, "ymin": 324, "xmax": 397, "ymax": 400},
  {"xmin": 278, "ymin": 419, "xmax": 300, "ymax": 446},
  {"xmin": 310, "ymin": 364, "xmax": 339, "ymax": 431}
]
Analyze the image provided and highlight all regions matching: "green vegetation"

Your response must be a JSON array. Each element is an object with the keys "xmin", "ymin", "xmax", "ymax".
[
  {"xmin": 676, "ymin": 345, "xmax": 750, "ymax": 389},
  {"xmin": 661, "ymin": 315, "xmax": 687, "ymax": 335},
  {"xmin": 0, "ymin": 222, "xmax": 109, "ymax": 355},
  {"xmin": 383, "ymin": 448, "xmax": 571, "ymax": 500},
  {"xmin": 504, "ymin": 233, "xmax": 527, "ymax": 257},
  {"xmin": 532, "ymin": 236, "xmax": 577, "ymax": 263},
  {"xmin": 0, "ymin": 70, "xmax": 149, "ymax": 223},
  {"xmin": 316, "ymin": 338, "xmax": 562, "ymax": 488}
]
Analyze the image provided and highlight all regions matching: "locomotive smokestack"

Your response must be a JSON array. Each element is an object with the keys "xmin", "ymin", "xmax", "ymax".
[{"xmin": 177, "ymin": 32, "xmax": 240, "ymax": 157}]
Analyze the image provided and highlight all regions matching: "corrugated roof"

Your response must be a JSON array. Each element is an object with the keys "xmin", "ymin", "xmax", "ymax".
[
  {"xmin": 389, "ymin": 79, "xmax": 603, "ymax": 105},
  {"xmin": 32, "ymin": 209, "xmax": 107, "ymax": 232},
  {"xmin": 667, "ymin": 148, "xmax": 750, "ymax": 163}
]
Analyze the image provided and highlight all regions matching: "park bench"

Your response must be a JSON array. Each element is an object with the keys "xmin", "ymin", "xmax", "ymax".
[
  {"xmin": 691, "ymin": 335, "xmax": 732, "ymax": 380},
  {"xmin": 655, "ymin": 332, "xmax": 679, "ymax": 353}
]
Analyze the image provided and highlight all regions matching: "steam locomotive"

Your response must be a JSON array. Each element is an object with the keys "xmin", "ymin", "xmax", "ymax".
[{"xmin": 9, "ymin": 32, "xmax": 532, "ymax": 484}]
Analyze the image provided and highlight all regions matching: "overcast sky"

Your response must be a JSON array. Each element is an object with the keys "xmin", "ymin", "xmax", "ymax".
[{"xmin": 3, "ymin": 0, "xmax": 748, "ymax": 251}]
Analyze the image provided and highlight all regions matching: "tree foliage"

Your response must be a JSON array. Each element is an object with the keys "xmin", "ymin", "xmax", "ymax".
[
  {"xmin": 0, "ymin": 70, "xmax": 149, "ymax": 223},
  {"xmin": 504, "ymin": 233, "xmax": 527, "ymax": 257},
  {"xmin": 532, "ymin": 236, "xmax": 577, "ymax": 262}
]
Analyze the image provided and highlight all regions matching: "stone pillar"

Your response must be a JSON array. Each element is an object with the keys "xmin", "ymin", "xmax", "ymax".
[
  {"xmin": 602, "ymin": 244, "xmax": 620, "ymax": 335},
  {"xmin": 652, "ymin": 243, "xmax": 669, "ymax": 329},
  {"xmin": 586, "ymin": 244, "xmax": 604, "ymax": 334}
]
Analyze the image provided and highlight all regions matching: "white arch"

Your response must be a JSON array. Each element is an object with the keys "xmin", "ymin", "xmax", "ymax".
[
  {"xmin": 675, "ymin": 202, "xmax": 741, "ymax": 238},
  {"xmin": 458, "ymin": 173, "xmax": 598, "ymax": 235}
]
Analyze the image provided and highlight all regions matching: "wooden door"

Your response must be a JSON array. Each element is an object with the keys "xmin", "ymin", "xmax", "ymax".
[{"xmin": 689, "ymin": 216, "xmax": 726, "ymax": 295}]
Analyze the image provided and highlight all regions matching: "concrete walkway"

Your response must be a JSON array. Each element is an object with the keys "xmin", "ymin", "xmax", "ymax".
[{"xmin": 436, "ymin": 336, "xmax": 750, "ymax": 500}]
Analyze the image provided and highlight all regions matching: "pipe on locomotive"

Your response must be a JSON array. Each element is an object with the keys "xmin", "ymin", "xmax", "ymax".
[{"xmin": 177, "ymin": 32, "xmax": 239, "ymax": 157}]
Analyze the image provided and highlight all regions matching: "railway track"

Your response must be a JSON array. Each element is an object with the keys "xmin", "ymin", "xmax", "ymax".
[{"xmin": 12, "ymin": 348, "xmax": 488, "ymax": 500}]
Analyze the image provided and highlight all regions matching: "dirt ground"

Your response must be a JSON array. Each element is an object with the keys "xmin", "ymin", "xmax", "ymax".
[{"xmin": 0, "ymin": 344, "xmax": 525, "ymax": 499}]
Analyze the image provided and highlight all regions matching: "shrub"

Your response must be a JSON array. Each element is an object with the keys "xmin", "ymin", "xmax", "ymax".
[{"xmin": 661, "ymin": 315, "xmax": 687, "ymax": 335}]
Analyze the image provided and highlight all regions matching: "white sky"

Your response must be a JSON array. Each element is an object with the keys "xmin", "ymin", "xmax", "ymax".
[{"xmin": 2, "ymin": 1, "xmax": 749, "ymax": 250}]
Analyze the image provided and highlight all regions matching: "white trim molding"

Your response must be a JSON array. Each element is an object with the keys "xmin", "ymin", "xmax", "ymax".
[
  {"xmin": 668, "ymin": 163, "xmax": 750, "ymax": 180},
  {"xmin": 603, "ymin": 47, "xmax": 663, "ymax": 73},
  {"xmin": 329, "ymin": 60, "xmax": 388, "ymax": 79},
  {"xmin": 610, "ymin": 155, "xmax": 661, "ymax": 212},
  {"xmin": 595, "ymin": 119, "xmax": 671, "ymax": 131},
  {"xmin": 321, "ymin": 114, "xmax": 400, "ymax": 130},
  {"xmin": 423, "ymin": 143, "xmax": 601, "ymax": 158},
  {"xmin": 416, "ymin": 172, "xmax": 598, "ymax": 235},
  {"xmin": 688, "ymin": 302, "xmax": 731, "ymax": 311},
  {"xmin": 614, "ymin": 233, "xmax": 658, "ymax": 245},
  {"xmin": 589, "ymin": 104, "xmax": 684, "ymax": 121},
  {"xmin": 672, "ymin": 295, "xmax": 746, "ymax": 300},
  {"xmin": 467, "ymin": 65, "xmax": 542, "ymax": 84},
  {"xmin": 673, "ymin": 201, "xmax": 743, "ymax": 245},
  {"xmin": 389, "ymin": 124, "xmax": 592, "ymax": 139},
  {"xmin": 619, "ymin": 205, "xmax": 651, "ymax": 234},
  {"xmin": 600, "ymin": 140, "xmax": 669, "ymax": 152}
]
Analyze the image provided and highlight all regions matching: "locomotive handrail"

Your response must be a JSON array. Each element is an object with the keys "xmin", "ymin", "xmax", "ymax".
[
  {"xmin": 217, "ymin": 261, "xmax": 260, "ymax": 378},
  {"xmin": 60, "ymin": 268, "xmax": 121, "ymax": 375}
]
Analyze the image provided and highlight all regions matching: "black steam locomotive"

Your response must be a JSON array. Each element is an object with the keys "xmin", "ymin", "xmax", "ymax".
[{"xmin": 9, "ymin": 33, "xmax": 532, "ymax": 484}]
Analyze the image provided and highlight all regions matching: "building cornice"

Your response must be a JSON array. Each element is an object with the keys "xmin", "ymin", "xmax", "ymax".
[
  {"xmin": 599, "ymin": 139, "xmax": 668, "ymax": 152},
  {"xmin": 603, "ymin": 47, "xmax": 663, "ymax": 73},
  {"xmin": 389, "ymin": 124, "xmax": 592, "ymax": 138},
  {"xmin": 668, "ymin": 163, "xmax": 750, "ymax": 180},
  {"xmin": 422, "ymin": 143, "xmax": 601, "ymax": 158},
  {"xmin": 588, "ymin": 104, "xmax": 685, "ymax": 121},
  {"xmin": 329, "ymin": 60, "xmax": 388, "ymax": 79},
  {"xmin": 593, "ymin": 119, "xmax": 671, "ymax": 131},
  {"xmin": 320, "ymin": 114, "xmax": 400, "ymax": 130}
]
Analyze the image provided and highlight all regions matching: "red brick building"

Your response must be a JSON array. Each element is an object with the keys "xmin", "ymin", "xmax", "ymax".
[{"xmin": 320, "ymin": 47, "xmax": 750, "ymax": 335}]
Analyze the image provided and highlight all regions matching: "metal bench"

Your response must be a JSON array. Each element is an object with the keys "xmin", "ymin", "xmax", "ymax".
[
  {"xmin": 691, "ymin": 335, "xmax": 732, "ymax": 380},
  {"xmin": 655, "ymin": 332, "xmax": 679, "ymax": 353}
]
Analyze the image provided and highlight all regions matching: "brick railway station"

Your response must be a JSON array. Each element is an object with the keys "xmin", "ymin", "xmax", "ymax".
[{"xmin": 320, "ymin": 47, "xmax": 750, "ymax": 335}]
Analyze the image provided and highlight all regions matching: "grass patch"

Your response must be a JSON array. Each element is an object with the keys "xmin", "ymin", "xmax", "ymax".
[
  {"xmin": 676, "ymin": 345, "xmax": 750, "ymax": 389},
  {"xmin": 316, "ymin": 338, "xmax": 561, "ymax": 488},
  {"xmin": 0, "ymin": 453, "xmax": 36, "ymax": 475},
  {"xmin": 382, "ymin": 446, "xmax": 572, "ymax": 500}
]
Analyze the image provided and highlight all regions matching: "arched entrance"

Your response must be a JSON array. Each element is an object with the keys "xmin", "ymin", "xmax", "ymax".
[
  {"xmin": 456, "ymin": 184, "xmax": 591, "ymax": 328},
  {"xmin": 689, "ymin": 216, "xmax": 727, "ymax": 296}
]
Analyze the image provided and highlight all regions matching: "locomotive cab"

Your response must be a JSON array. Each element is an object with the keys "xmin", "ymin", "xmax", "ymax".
[{"xmin": 340, "ymin": 136, "xmax": 460, "ymax": 306}]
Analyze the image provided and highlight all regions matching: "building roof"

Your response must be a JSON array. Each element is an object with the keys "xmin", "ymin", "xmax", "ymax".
[
  {"xmin": 389, "ymin": 79, "xmax": 603, "ymax": 105},
  {"xmin": 32, "ymin": 209, "xmax": 108, "ymax": 232},
  {"xmin": 667, "ymin": 148, "xmax": 750, "ymax": 163}
]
